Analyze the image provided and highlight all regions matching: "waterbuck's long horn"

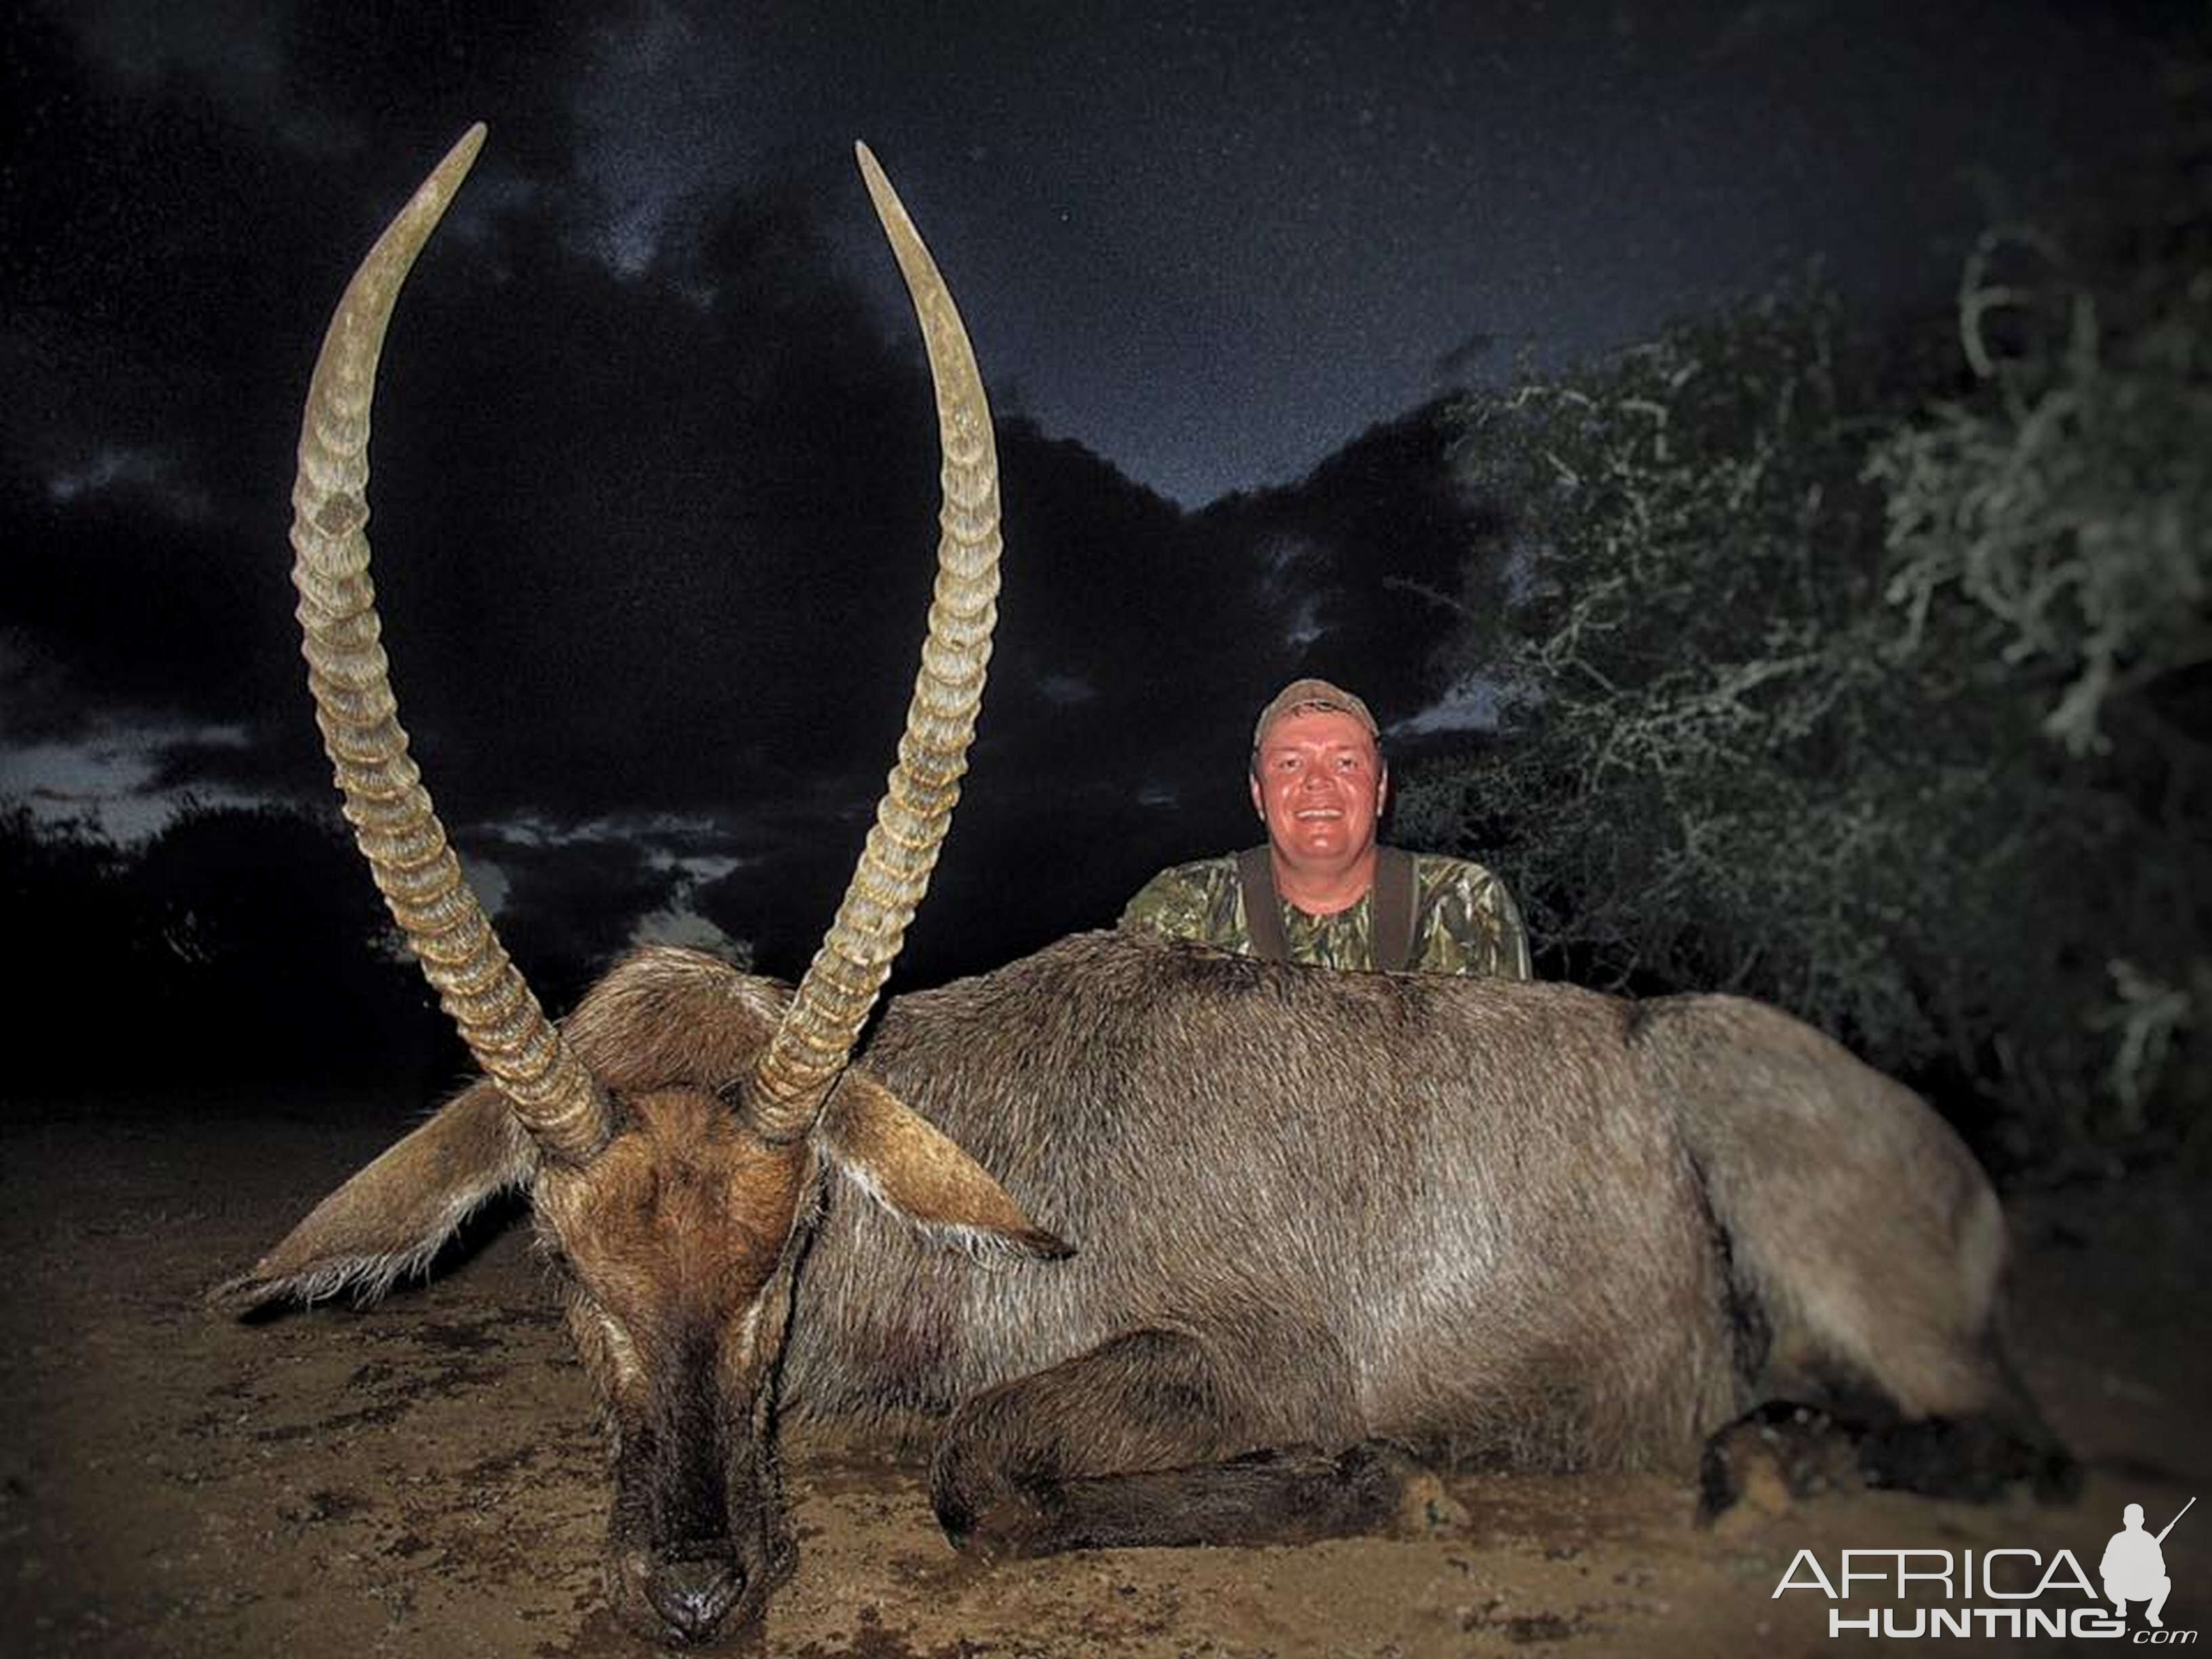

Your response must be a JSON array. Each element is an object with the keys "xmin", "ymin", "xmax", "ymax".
[
  {"xmin": 289, "ymin": 125, "xmax": 610, "ymax": 1166},
  {"xmin": 743, "ymin": 144, "xmax": 1002, "ymax": 1144}
]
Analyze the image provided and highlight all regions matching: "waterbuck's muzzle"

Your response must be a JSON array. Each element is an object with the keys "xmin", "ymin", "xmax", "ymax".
[
  {"xmin": 646, "ymin": 1549, "xmax": 743, "ymax": 1643},
  {"xmin": 604, "ymin": 1388, "xmax": 790, "ymax": 1645}
]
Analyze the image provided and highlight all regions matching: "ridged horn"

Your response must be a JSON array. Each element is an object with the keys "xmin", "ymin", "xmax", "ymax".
[
  {"xmin": 743, "ymin": 143, "xmax": 1002, "ymax": 1144},
  {"xmin": 288, "ymin": 125, "xmax": 610, "ymax": 1166}
]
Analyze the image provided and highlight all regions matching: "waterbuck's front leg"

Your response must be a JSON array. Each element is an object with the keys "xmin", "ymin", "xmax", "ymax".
[{"xmin": 928, "ymin": 1328, "xmax": 1437, "ymax": 1555}]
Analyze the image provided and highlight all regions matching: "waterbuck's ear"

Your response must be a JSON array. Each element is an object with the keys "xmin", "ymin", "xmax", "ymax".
[
  {"xmin": 820, "ymin": 1069, "xmax": 1074, "ymax": 1265},
  {"xmin": 211, "ymin": 1080, "xmax": 538, "ymax": 1313}
]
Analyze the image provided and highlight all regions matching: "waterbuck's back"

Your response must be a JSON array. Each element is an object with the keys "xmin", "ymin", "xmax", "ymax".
[{"xmin": 781, "ymin": 929, "xmax": 1744, "ymax": 1470}]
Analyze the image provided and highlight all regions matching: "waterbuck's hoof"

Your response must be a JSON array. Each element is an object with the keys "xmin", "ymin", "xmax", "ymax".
[
  {"xmin": 1700, "ymin": 1445, "xmax": 1794, "ymax": 1534},
  {"xmin": 942, "ymin": 1486, "xmax": 1063, "ymax": 1561},
  {"xmin": 1331, "ymin": 1439, "xmax": 1461, "ymax": 1536},
  {"xmin": 1697, "ymin": 1404, "xmax": 1860, "ymax": 1526},
  {"xmin": 1393, "ymin": 1467, "xmax": 1471, "ymax": 1538}
]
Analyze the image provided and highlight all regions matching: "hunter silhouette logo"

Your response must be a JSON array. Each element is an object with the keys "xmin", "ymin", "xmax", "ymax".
[
  {"xmin": 1773, "ymin": 1494, "xmax": 2197, "ymax": 1639},
  {"xmin": 2104, "ymin": 1498, "xmax": 2191, "ymax": 1630}
]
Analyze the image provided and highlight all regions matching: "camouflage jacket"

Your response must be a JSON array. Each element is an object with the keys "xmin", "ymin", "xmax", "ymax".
[{"xmin": 1118, "ymin": 849, "xmax": 1532, "ymax": 979}]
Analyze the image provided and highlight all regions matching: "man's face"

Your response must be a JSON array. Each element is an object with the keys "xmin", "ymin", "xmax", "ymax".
[{"xmin": 1250, "ymin": 707, "xmax": 1387, "ymax": 874}]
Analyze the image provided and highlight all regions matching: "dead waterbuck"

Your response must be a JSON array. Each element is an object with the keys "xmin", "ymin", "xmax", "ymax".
[{"xmin": 222, "ymin": 129, "xmax": 2074, "ymax": 1648}]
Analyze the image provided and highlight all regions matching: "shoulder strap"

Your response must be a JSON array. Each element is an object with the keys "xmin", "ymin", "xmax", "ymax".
[
  {"xmin": 1372, "ymin": 846, "xmax": 1417, "ymax": 972},
  {"xmin": 1240, "ymin": 844, "xmax": 1416, "ymax": 970},
  {"xmin": 1235, "ymin": 845, "xmax": 1292, "ymax": 964}
]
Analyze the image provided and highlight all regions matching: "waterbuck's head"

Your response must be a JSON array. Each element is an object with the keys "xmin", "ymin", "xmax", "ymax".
[{"xmin": 217, "ymin": 127, "xmax": 1069, "ymax": 1646}]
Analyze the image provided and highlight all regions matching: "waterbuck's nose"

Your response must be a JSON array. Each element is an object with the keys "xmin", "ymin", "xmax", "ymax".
[{"xmin": 647, "ymin": 1553, "xmax": 743, "ymax": 1641}]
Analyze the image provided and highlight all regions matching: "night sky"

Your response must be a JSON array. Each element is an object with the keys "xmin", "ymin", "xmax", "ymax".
[{"xmin": 1, "ymin": 0, "xmax": 2192, "ymax": 995}]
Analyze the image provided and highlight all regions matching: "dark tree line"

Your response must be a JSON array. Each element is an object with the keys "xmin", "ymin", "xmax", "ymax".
[
  {"xmin": 3, "ymin": 804, "xmax": 460, "ymax": 1101},
  {"xmin": 1404, "ymin": 102, "xmax": 2210, "ymax": 1177}
]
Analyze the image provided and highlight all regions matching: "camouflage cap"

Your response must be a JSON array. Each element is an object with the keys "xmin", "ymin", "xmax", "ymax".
[{"xmin": 1251, "ymin": 677, "xmax": 1380, "ymax": 753}]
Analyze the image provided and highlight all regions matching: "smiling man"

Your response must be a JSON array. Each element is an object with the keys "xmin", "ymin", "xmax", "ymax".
[{"xmin": 1120, "ymin": 678, "xmax": 1531, "ymax": 977}]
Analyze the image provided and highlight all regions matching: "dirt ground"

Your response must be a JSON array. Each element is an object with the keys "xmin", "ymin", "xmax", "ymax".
[{"xmin": 3, "ymin": 1094, "xmax": 2206, "ymax": 1658}]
